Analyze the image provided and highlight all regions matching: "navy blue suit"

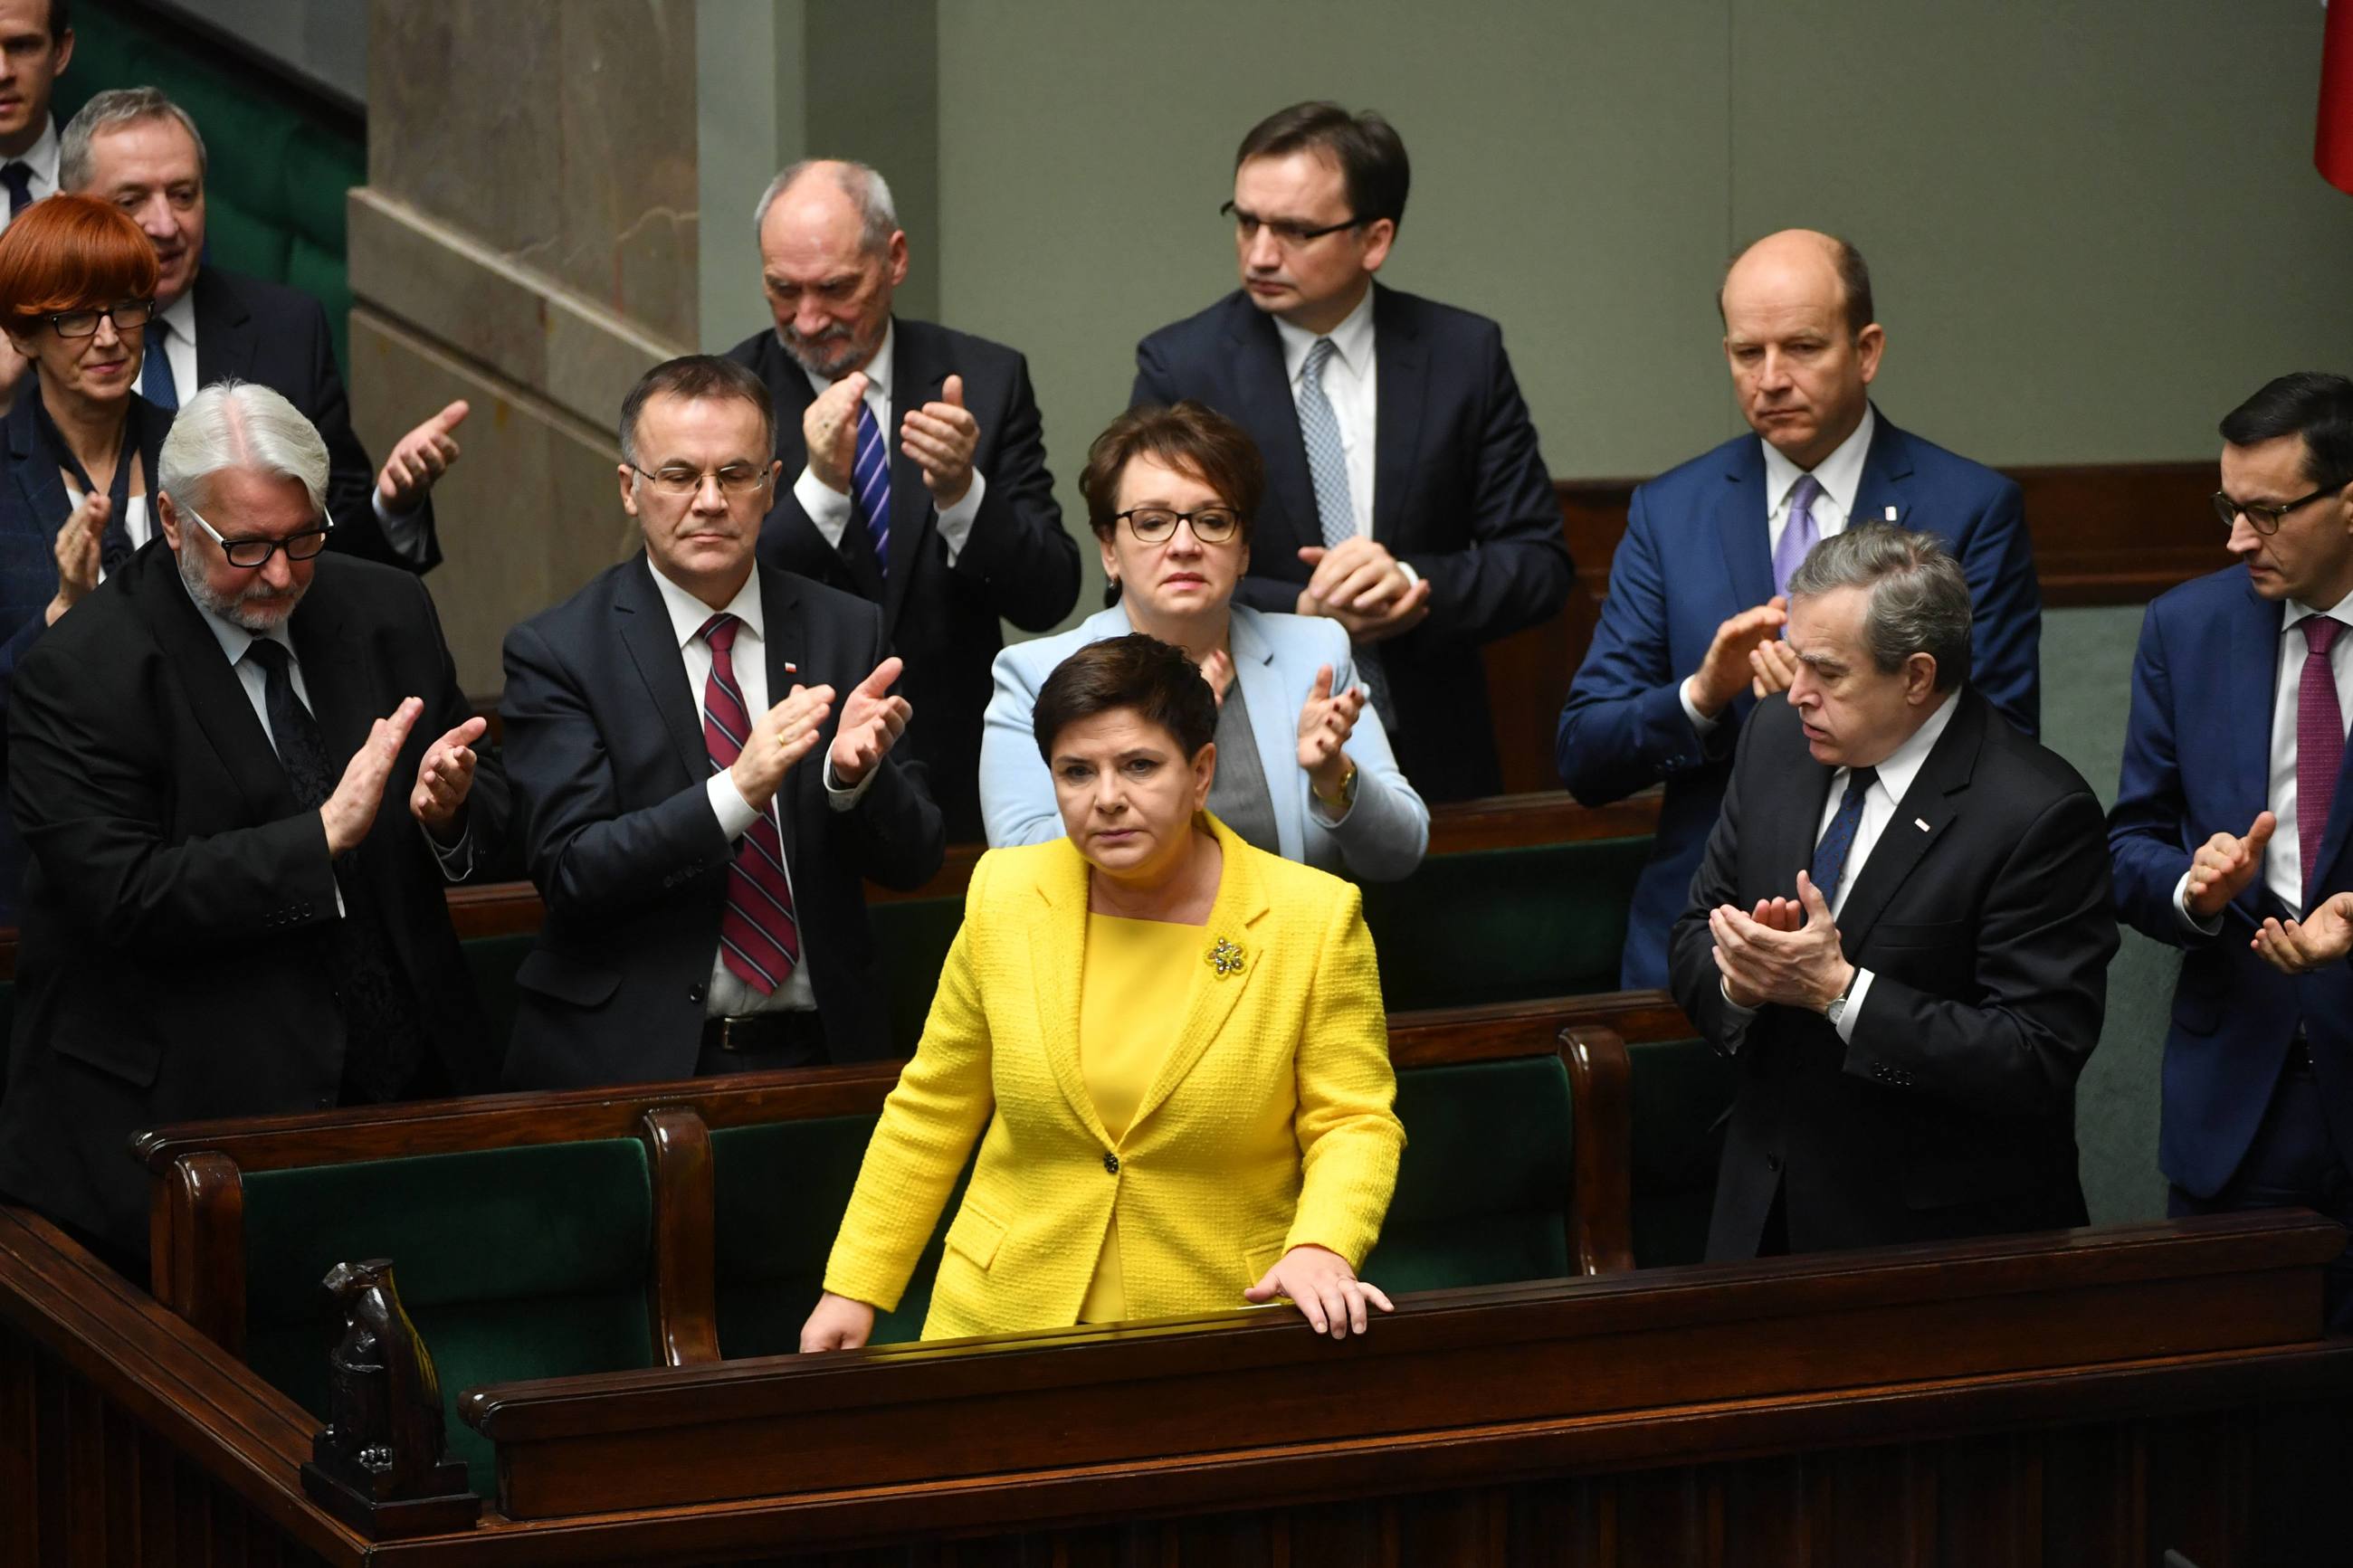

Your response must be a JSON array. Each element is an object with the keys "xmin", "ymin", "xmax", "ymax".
[
  {"xmin": 2110, "ymin": 567, "xmax": 2353, "ymax": 1202},
  {"xmin": 1133, "ymin": 284, "xmax": 1572, "ymax": 802},
  {"xmin": 1558, "ymin": 413, "xmax": 2042, "ymax": 990}
]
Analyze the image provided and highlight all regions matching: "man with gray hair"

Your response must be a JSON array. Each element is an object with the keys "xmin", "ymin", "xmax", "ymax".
[
  {"xmin": 727, "ymin": 157, "xmax": 1075, "ymax": 840},
  {"xmin": 1668, "ymin": 524, "xmax": 2113, "ymax": 1262},
  {"xmin": 60, "ymin": 86, "xmax": 465, "ymax": 573},
  {"xmin": 0, "ymin": 380, "xmax": 507, "ymax": 1279}
]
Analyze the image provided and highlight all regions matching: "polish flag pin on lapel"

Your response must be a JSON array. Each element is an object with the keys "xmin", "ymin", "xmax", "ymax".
[{"xmin": 1914, "ymin": 817, "xmax": 1931, "ymax": 832}]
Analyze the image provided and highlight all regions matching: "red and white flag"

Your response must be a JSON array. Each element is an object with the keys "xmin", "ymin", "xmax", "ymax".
[{"xmin": 2322, "ymin": 0, "xmax": 2353, "ymax": 193}]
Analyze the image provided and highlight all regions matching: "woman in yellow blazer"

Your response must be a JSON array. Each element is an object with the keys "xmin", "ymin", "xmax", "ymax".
[{"xmin": 802, "ymin": 632, "xmax": 1404, "ymax": 1346}]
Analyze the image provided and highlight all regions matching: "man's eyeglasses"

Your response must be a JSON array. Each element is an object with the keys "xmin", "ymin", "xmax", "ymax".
[
  {"xmin": 2212, "ymin": 482, "xmax": 2347, "ymax": 537},
  {"xmin": 186, "ymin": 504, "xmax": 335, "ymax": 568},
  {"xmin": 48, "ymin": 299, "xmax": 157, "ymax": 339},
  {"xmin": 1116, "ymin": 507, "xmax": 1242, "ymax": 544},
  {"xmin": 1220, "ymin": 201, "xmax": 1361, "ymax": 250},
  {"xmin": 630, "ymin": 461, "xmax": 775, "ymax": 498}
]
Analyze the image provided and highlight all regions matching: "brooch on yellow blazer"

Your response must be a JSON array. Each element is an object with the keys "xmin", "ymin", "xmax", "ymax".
[{"xmin": 1205, "ymin": 936, "xmax": 1246, "ymax": 978}]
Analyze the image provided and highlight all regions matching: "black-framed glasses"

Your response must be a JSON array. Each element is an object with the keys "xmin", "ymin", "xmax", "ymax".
[
  {"xmin": 2213, "ymin": 482, "xmax": 2347, "ymax": 537},
  {"xmin": 47, "ymin": 299, "xmax": 157, "ymax": 339},
  {"xmin": 1220, "ymin": 200, "xmax": 1361, "ymax": 249},
  {"xmin": 186, "ymin": 504, "xmax": 334, "ymax": 568},
  {"xmin": 1116, "ymin": 507, "xmax": 1241, "ymax": 544},
  {"xmin": 628, "ymin": 461, "xmax": 775, "ymax": 498}
]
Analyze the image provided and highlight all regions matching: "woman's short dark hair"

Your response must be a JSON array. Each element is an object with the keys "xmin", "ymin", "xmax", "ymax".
[
  {"xmin": 1078, "ymin": 401, "xmax": 1264, "ymax": 546},
  {"xmin": 2220, "ymin": 373, "xmax": 2353, "ymax": 492},
  {"xmin": 1235, "ymin": 101, "xmax": 1410, "ymax": 230},
  {"xmin": 1032, "ymin": 634, "xmax": 1218, "ymax": 765},
  {"xmin": 0, "ymin": 195, "xmax": 159, "ymax": 337}
]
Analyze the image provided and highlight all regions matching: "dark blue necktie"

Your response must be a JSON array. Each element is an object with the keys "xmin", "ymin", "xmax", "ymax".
[
  {"xmin": 851, "ymin": 398, "xmax": 890, "ymax": 576},
  {"xmin": 1810, "ymin": 765, "xmax": 1878, "ymax": 901},
  {"xmin": 0, "ymin": 162, "xmax": 31, "ymax": 218},
  {"xmin": 140, "ymin": 318, "xmax": 179, "ymax": 412}
]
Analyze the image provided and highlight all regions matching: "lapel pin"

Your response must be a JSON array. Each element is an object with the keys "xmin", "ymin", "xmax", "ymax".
[
  {"xmin": 1914, "ymin": 817, "xmax": 1931, "ymax": 832},
  {"xmin": 1884, "ymin": 506, "xmax": 1900, "ymax": 524},
  {"xmin": 1205, "ymin": 936, "xmax": 1247, "ymax": 978},
  {"xmin": 782, "ymin": 661, "xmax": 798, "ymax": 675}
]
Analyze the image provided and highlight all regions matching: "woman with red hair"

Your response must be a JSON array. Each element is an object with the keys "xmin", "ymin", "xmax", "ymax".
[{"xmin": 0, "ymin": 194, "xmax": 166, "ymax": 919}]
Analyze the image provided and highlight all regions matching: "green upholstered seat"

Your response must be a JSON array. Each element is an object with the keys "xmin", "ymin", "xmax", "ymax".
[
  {"xmin": 58, "ymin": 5, "xmax": 367, "ymax": 373},
  {"xmin": 1366, "ymin": 1055, "xmax": 1575, "ymax": 1292},
  {"xmin": 239, "ymin": 1139, "xmax": 659, "ymax": 1499},
  {"xmin": 710, "ymin": 1118, "xmax": 966, "ymax": 1355},
  {"xmin": 1360, "ymin": 836, "xmax": 1652, "ymax": 1011},
  {"xmin": 1625, "ymin": 1035, "xmax": 1739, "ymax": 1269}
]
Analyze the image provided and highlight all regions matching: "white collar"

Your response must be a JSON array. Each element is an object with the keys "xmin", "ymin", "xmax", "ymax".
[
  {"xmin": 1274, "ymin": 285, "xmax": 1376, "ymax": 385},
  {"xmin": 646, "ymin": 556, "xmax": 766, "ymax": 650},
  {"xmin": 158, "ymin": 284, "xmax": 198, "ymax": 341},
  {"xmin": 1857, "ymin": 686, "xmax": 1959, "ymax": 807},
  {"xmin": 11, "ymin": 116, "xmax": 58, "ymax": 183},
  {"xmin": 2282, "ymin": 585, "xmax": 2353, "ymax": 638},
  {"xmin": 797, "ymin": 318, "xmax": 895, "ymax": 405},
  {"xmin": 1761, "ymin": 403, "xmax": 1877, "ymax": 521}
]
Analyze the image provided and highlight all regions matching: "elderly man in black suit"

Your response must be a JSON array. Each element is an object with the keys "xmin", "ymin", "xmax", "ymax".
[
  {"xmin": 1670, "ymin": 525, "xmax": 2116, "ymax": 1261},
  {"xmin": 1132, "ymin": 102, "xmax": 1573, "ymax": 802},
  {"xmin": 727, "ymin": 158, "xmax": 1077, "ymax": 841},
  {"xmin": 62, "ymin": 87, "xmax": 464, "ymax": 572},
  {"xmin": 500, "ymin": 355, "xmax": 944, "ymax": 1088},
  {"xmin": 0, "ymin": 381, "xmax": 507, "ymax": 1280}
]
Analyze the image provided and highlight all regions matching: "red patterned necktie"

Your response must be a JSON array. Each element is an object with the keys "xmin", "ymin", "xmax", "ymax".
[
  {"xmin": 700, "ymin": 613, "xmax": 801, "ymax": 993},
  {"xmin": 2299, "ymin": 613, "xmax": 2345, "ymax": 910}
]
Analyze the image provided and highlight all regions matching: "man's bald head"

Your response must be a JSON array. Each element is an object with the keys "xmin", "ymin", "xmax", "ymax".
[
  {"xmin": 1717, "ymin": 230, "xmax": 1883, "ymax": 470},
  {"xmin": 753, "ymin": 157, "xmax": 907, "ymax": 379}
]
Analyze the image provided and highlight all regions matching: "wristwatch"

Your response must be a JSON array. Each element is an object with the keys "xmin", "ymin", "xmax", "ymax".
[
  {"xmin": 1314, "ymin": 759, "xmax": 1360, "ymax": 815},
  {"xmin": 1823, "ymin": 967, "xmax": 1858, "ymax": 1027}
]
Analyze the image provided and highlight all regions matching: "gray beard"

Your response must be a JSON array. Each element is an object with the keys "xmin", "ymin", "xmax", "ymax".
[{"xmin": 176, "ymin": 539, "xmax": 306, "ymax": 632}]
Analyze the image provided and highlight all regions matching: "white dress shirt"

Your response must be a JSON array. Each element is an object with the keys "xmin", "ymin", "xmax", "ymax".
[
  {"xmin": 789, "ymin": 319, "xmax": 986, "ymax": 565},
  {"xmin": 158, "ymin": 282, "xmax": 433, "ymax": 565},
  {"xmin": 0, "ymin": 117, "xmax": 60, "ymax": 234},
  {"xmin": 1681, "ymin": 406, "xmax": 1881, "ymax": 734},
  {"xmin": 1720, "ymin": 689, "xmax": 1960, "ymax": 1046},
  {"xmin": 2176, "ymin": 586, "xmax": 2353, "ymax": 928},
  {"xmin": 644, "ymin": 559, "xmax": 874, "ymax": 1018},
  {"xmin": 176, "ymin": 575, "xmax": 473, "ymax": 899},
  {"xmin": 1273, "ymin": 287, "xmax": 1378, "ymax": 542}
]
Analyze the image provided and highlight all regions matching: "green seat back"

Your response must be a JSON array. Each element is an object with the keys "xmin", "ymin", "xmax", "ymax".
[
  {"xmin": 1361, "ymin": 836, "xmax": 1652, "ymax": 1011},
  {"xmin": 241, "ymin": 1140, "xmax": 657, "ymax": 1498},
  {"xmin": 866, "ymin": 895, "xmax": 967, "ymax": 1052},
  {"xmin": 710, "ymin": 1117, "xmax": 965, "ymax": 1355},
  {"xmin": 58, "ymin": 5, "xmax": 367, "ymax": 374},
  {"xmin": 1367, "ymin": 1056, "xmax": 1574, "ymax": 1292},
  {"xmin": 1626, "ymin": 1035, "xmax": 1738, "ymax": 1269}
]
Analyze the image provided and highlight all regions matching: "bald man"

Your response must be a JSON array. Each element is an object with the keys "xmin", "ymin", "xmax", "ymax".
[
  {"xmin": 1558, "ymin": 230, "xmax": 2040, "ymax": 991},
  {"xmin": 727, "ymin": 158, "xmax": 1076, "ymax": 841}
]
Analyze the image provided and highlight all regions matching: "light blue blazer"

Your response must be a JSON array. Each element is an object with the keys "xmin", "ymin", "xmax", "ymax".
[{"xmin": 980, "ymin": 603, "xmax": 1429, "ymax": 881}]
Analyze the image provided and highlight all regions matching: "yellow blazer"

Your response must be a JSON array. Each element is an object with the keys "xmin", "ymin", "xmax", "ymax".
[{"xmin": 824, "ymin": 813, "xmax": 1404, "ymax": 1339}]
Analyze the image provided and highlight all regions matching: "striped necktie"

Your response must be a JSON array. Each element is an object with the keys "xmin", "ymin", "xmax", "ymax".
[
  {"xmin": 1811, "ymin": 765, "xmax": 1878, "ymax": 904},
  {"xmin": 1296, "ymin": 336, "xmax": 1394, "ymax": 723},
  {"xmin": 700, "ymin": 613, "xmax": 802, "ymax": 993},
  {"xmin": 851, "ymin": 398, "xmax": 891, "ymax": 577}
]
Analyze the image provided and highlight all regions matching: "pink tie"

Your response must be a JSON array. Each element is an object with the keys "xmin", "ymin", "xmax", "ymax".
[
  {"xmin": 2299, "ymin": 614, "xmax": 2345, "ymax": 909},
  {"xmin": 700, "ymin": 613, "xmax": 802, "ymax": 993},
  {"xmin": 1772, "ymin": 475, "xmax": 1823, "ymax": 598}
]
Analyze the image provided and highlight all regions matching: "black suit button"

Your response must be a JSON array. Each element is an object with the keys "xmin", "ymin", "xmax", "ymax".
[
  {"xmin": 1102, "ymin": 1151, "xmax": 1119, "ymax": 1175},
  {"xmin": 688, "ymin": 983, "xmax": 707, "ymax": 1004},
  {"xmin": 1766, "ymin": 1154, "xmax": 1783, "ymax": 1174}
]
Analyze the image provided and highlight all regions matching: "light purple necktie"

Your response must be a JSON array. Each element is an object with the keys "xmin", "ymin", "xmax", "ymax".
[
  {"xmin": 1772, "ymin": 474, "xmax": 1824, "ymax": 598},
  {"xmin": 2298, "ymin": 614, "xmax": 2345, "ymax": 908}
]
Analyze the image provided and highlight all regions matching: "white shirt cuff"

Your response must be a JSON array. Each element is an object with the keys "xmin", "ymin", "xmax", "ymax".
[
  {"xmin": 823, "ymin": 752, "xmax": 879, "ymax": 811},
  {"xmin": 420, "ymin": 819, "xmax": 474, "ymax": 881},
  {"xmin": 371, "ymin": 490, "xmax": 433, "ymax": 564},
  {"xmin": 2173, "ymin": 869, "xmax": 2225, "ymax": 936},
  {"xmin": 1395, "ymin": 558, "xmax": 1421, "ymax": 589},
  {"xmin": 706, "ymin": 768, "xmax": 762, "ymax": 841},
  {"xmin": 1717, "ymin": 975, "xmax": 1757, "ymax": 1052},
  {"xmin": 1679, "ymin": 675, "xmax": 1721, "ymax": 735},
  {"xmin": 1834, "ymin": 967, "xmax": 1874, "ymax": 1043},
  {"xmin": 793, "ymin": 464, "xmax": 856, "ymax": 550},
  {"xmin": 934, "ymin": 469, "xmax": 986, "ymax": 565}
]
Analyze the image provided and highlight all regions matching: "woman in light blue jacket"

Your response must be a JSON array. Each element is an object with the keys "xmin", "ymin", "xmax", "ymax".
[{"xmin": 980, "ymin": 403, "xmax": 1426, "ymax": 881}]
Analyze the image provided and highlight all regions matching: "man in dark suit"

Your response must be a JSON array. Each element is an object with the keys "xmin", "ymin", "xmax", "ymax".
[
  {"xmin": 0, "ymin": 382, "xmax": 506, "ymax": 1278},
  {"xmin": 729, "ymin": 158, "xmax": 1075, "ymax": 841},
  {"xmin": 2110, "ymin": 372, "xmax": 2353, "ymax": 1326},
  {"xmin": 1131, "ymin": 102, "xmax": 1572, "ymax": 803},
  {"xmin": 62, "ymin": 87, "xmax": 465, "ymax": 572},
  {"xmin": 500, "ymin": 355, "xmax": 944, "ymax": 1088},
  {"xmin": 1561, "ymin": 231, "xmax": 2041, "ymax": 991},
  {"xmin": 1670, "ymin": 525, "xmax": 2111, "ymax": 1261}
]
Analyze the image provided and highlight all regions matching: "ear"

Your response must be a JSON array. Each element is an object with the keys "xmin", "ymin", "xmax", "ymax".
[
  {"xmin": 1358, "ymin": 217, "xmax": 1396, "ymax": 274},
  {"xmin": 155, "ymin": 490, "xmax": 183, "ymax": 550},
  {"xmin": 1904, "ymin": 650, "xmax": 1939, "ymax": 704},
  {"xmin": 1854, "ymin": 322, "xmax": 1886, "ymax": 385},
  {"xmin": 885, "ymin": 230, "xmax": 910, "ymax": 290},
  {"xmin": 1190, "ymin": 740, "xmax": 1217, "ymax": 808},
  {"xmin": 616, "ymin": 463, "xmax": 641, "ymax": 518},
  {"xmin": 53, "ymin": 27, "xmax": 72, "ymax": 73},
  {"xmin": 1096, "ymin": 529, "xmax": 1120, "ymax": 584}
]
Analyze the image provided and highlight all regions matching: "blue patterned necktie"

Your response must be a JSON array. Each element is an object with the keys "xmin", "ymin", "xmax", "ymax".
[
  {"xmin": 1773, "ymin": 474, "xmax": 1824, "ymax": 598},
  {"xmin": 1810, "ymin": 765, "xmax": 1878, "ymax": 903},
  {"xmin": 850, "ymin": 397, "xmax": 890, "ymax": 578},
  {"xmin": 1296, "ymin": 336, "xmax": 1394, "ymax": 723},
  {"xmin": 141, "ymin": 318, "xmax": 178, "ymax": 412}
]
